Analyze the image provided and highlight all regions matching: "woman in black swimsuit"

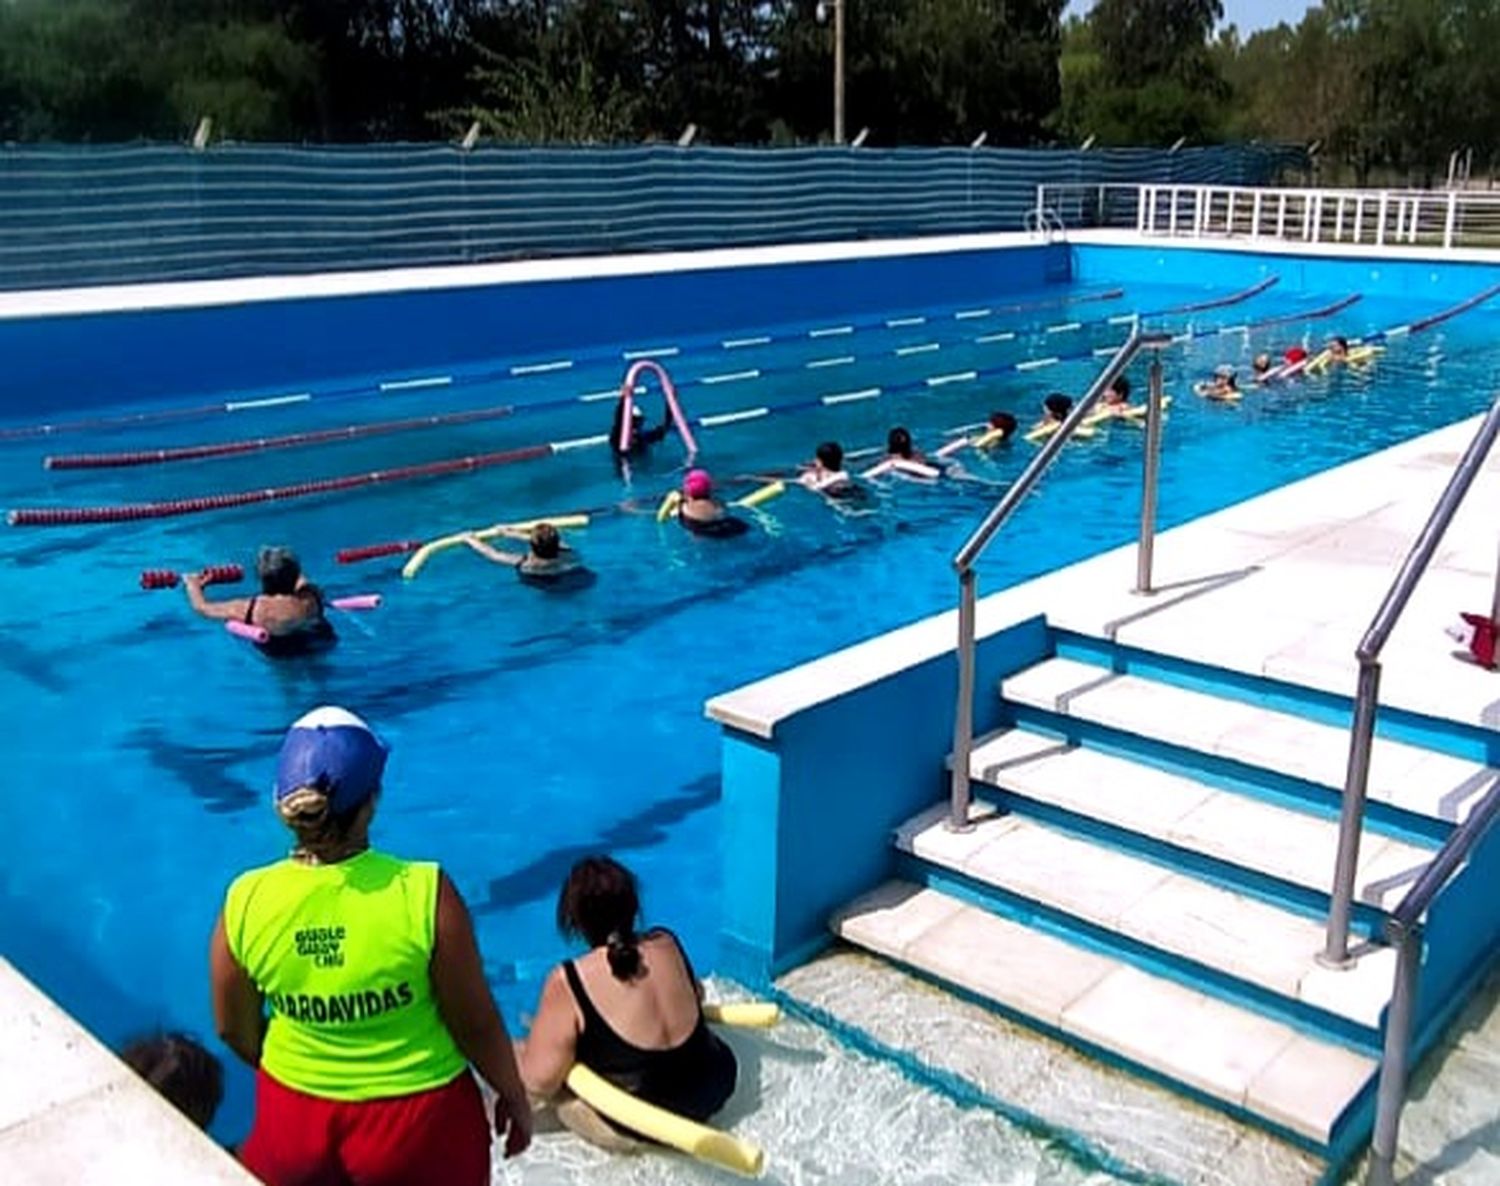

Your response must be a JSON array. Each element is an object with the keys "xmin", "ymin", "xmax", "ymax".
[
  {"xmin": 519, "ymin": 856, "xmax": 737, "ymax": 1126},
  {"xmin": 184, "ymin": 546, "xmax": 335, "ymax": 657}
]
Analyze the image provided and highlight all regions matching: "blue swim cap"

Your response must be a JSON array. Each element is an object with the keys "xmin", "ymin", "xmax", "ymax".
[{"xmin": 275, "ymin": 706, "xmax": 388, "ymax": 815}]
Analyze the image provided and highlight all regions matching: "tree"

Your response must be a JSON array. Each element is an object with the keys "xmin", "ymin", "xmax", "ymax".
[{"xmin": 1057, "ymin": 0, "xmax": 1227, "ymax": 145}]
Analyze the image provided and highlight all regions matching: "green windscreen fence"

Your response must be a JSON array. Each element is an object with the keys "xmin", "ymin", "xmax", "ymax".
[{"xmin": 0, "ymin": 142, "xmax": 1305, "ymax": 291}]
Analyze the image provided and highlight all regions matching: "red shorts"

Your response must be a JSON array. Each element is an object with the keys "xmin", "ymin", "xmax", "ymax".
[{"xmin": 240, "ymin": 1068, "xmax": 490, "ymax": 1186}]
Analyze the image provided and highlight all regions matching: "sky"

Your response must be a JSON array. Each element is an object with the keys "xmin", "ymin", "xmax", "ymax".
[{"xmin": 1066, "ymin": 1, "xmax": 1316, "ymax": 34}]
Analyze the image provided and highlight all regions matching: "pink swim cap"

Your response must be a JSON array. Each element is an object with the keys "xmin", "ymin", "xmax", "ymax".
[{"xmin": 683, "ymin": 469, "xmax": 713, "ymax": 499}]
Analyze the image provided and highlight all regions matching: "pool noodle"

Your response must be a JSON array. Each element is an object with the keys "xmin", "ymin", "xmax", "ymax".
[
  {"xmin": 564, "ymin": 1066, "xmax": 764, "ymax": 1177},
  {"xmin": 617, "ymin": 359, "xmax": 699, "ymax": 457},
  {"xmin": 702, "ymin": 1001, "xmax": 781, "ymax": 1028},
  {"xmin": 656, "ymin": 491, "xmax": 683, "ymax": 522},
  {"xmin": 402, "ymin": 515, "xmax": 589, "ymax": 580},
  {"xmin": 1024, "ymin": 421, "xmax": 1097, "ymax": 444},
  {"xmin": 329, "ymin": 594, "xmax": 381, "ymax": 611},
  {"xmin": 225, "ymin": 620, "xmax": 270, "ymax": 644},
  {"xmin": 733, "ymin": 481, "xmax": 784, "ymax": 509}
]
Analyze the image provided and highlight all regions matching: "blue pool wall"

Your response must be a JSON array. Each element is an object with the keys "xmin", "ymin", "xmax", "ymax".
[
  {"xmin": 0, "ymin": 242, "xmax": 1066, "ymax": 418},
  {"xmin": 10, "ymin": 237, "xmax": 1500, "ymax": 424},
  {"xmin": 716, "ymin": 616, "xmax": 1050, "ymax": 985},
  {"xmin": 1072, "ymin": 243, "xmax": 1500, "ymax": 304},
  {"xmin": 1414, "ymin": 819, "xmax": 1500, "ymax": 1058}
]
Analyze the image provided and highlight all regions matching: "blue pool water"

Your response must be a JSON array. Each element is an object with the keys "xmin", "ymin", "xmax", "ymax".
[{"xmin": 2, "ymin": 255, "xmax": 1500, "ymax": 1156}]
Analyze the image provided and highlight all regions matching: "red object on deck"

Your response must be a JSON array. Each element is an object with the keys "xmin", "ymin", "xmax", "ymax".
[{"xmin": 10, "ymin": 442, "xmax": 553, "ymax": 527}]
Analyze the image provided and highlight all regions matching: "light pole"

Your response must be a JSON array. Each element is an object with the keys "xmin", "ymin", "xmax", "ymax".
[{"xmin": 816, "ymin": 0, "xmax": 846, "ymax": 144}]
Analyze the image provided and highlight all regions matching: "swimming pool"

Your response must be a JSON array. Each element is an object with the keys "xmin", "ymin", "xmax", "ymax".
[{"xmin": 2, "ymin": 241, "xmax": 1499, "ymax": 1171}]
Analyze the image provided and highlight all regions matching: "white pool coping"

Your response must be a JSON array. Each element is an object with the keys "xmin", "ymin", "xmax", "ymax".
[
  {"xmin": 707, "ymin": 413, "xmax": 1500, "ymax": 739},
  {"xmin": 0, "ymin": 230, "xmax": 1040, "ymax": 321},
  {"xmin": 0, "ymin": 958, "xmax": 255, "ymax": 1184}
]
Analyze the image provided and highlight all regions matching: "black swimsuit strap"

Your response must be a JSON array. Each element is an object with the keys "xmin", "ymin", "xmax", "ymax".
[
  {"xmin": 562, "ymin": 959, "xmax": 607, "ymax": 1029},
  {"xmin": 243, "ymin": 595, "xmax": 257, "ymax": 625}
]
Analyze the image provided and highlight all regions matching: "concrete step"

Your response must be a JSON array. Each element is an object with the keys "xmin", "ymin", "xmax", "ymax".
[
  {"xmin": 967, "ymin": 726, "xmax": 1437, "ymax": 909},
  {"xmin": 833, "ymin": 880, "xmax": 1377, "ymax": 1148},
  {"xmin": 1001, "ymin": 657, "xmax": 1497, "ymax": 827},
  {"xmin": 894, "ymin": 803, "xmax": 1395, "ymax": 1030}
]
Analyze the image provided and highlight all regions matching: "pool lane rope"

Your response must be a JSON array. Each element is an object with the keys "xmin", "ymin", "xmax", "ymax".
[
  {"xmin": 11, "ymin": 288, "xmax": 1385, "ymax": 529},
  {"xmin": 31, "ymin": 281, "xmax": 1282, "ymax": 475},
  {"xmin": 0, "ymin": 286, "xmax": 1130, "ymax": 445},
  {"xmin": 43, "ymin": 402, "xmax": 521, "ymax": 471}
]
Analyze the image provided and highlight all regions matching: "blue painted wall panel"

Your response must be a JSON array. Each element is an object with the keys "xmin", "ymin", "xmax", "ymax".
[
  {"xmin": 0, "ymin": 244, "xmax": 1062, "ymax": 417},
  {"xmin": 1073, "ymin": 244, "xmax": 1500, "ymax": 303},
  {"xmin": 1413, "ymin": 819, "xmax": 1500, "ymax": 1057},
  {"xmin": 717, "ymin": 615, "xmax": 1050, "ymax": 981}
]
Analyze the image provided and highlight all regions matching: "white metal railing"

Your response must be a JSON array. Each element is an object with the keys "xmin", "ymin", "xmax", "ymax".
[{"xmin": 1034, "ymin": 183, "xmax": 1500, "ymax": 251}]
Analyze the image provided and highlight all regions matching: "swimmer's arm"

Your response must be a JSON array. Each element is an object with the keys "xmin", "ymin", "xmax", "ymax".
[
  {"xmin": 431, "ymin": 874, "xmax": 532, "ymax": 1155},
  {"xmin": 183, "ymin": 575, "xmax": 249, "ymax": 622},
  {"xmin": 463, "ymin": 536, "xmax": 523, "ymax": 566},
  {"xmin": 210, "ymin": 912, "xmax": 265, "ymax": 1067},
  {"xmin": 518, "ymin": 966, "xmax": 579, "ymax": 1098}
]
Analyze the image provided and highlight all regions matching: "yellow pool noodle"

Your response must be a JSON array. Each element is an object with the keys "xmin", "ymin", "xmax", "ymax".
[
  {"xmin": 1024, "ymin": 421, "xmax": 1097, "ymax": 444},
  {"xmin": 401, "ymin": 514, "xmax": 589, "ymax": 579},
  {"xmin": 1347, "ymin": 344, "xmax": 1383, "ymax": 365},
  {"xmin": 1304, "ymin": 348, "xmax": 1335, "ymax": 374},
  {"xmin": 703, "ymin": 1001, "xmax": 781, "ymax": 1028},
  {"xmin": 656, "ymin": 490, "xmax": 683, "ymax": 522},
  {"xmin": 733, "ymin": 481, "xmax": 785, "ymax": 509},
  {"xmin": 565, "ymin": 1064, "xmax": 765, "ymax": 1178}
]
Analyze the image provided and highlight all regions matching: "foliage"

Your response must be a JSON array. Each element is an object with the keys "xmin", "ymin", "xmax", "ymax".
[{"xmin": 0, "ymin": 0, "xmax": 1497, "ymax": 172}]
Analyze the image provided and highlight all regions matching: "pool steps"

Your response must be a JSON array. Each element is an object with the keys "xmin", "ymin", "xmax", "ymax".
[{"xmin": 830, "ymin": 630, "xmax": 1491, "ymax": 1169}]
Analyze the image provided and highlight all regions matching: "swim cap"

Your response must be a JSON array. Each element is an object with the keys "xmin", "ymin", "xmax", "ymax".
[
  {"xmin": 275, "ymin": 706, "xmax": 388, "ymax": 815},
  {"xmin": 1285, "ymin": 346, "xmax": 1308, "ymax": 364},
  {"xmin": 683, "ymin": 469, "xmax": 713, "ymax": 499},
  {"xmin": 1214, "ymin": 364, "xmax": 1237, "ymax": 379}
]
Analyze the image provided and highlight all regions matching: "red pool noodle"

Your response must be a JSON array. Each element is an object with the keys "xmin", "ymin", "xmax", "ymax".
[
  {"xmin": 10, "ymin": 442, "xmax": 553, "ymax": 527},
  {"xmin": 139, "ymin": 564, "xmax": 244, "ymax": 590},
  {"xmin": 44, "ymin": 403, "xmax": 519, "ymax": 471},
  {"xmin": 336, "ymin": 540, "xmax": 424, "ymax": 564}
]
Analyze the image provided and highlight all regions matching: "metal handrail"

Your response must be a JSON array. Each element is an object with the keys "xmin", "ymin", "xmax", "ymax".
[
  {"xmin": 1323, "ymin": 394, "xmax": 1500, "ymax": 966},
  {"xmin": 947, "ymin": 327, "xmax": 1174, "ymax": 830},
  {"xmin": 1367, "ymin": 776, "xmax": 1500, "ymax": 1186}
]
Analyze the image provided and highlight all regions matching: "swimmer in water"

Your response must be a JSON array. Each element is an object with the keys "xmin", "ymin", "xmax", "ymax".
[
  {"xmin": 1032, "ymin": 393, "xmax": 1072, "ymax": 433},
  {"xmin": 463, "ymin": 522, "xmax": 588, "ymax": 586},
  {"xmin": 885, "ymin": 426, "xmax": 928, "ymax": 464},
  {"xmin": 1095, "ymin": 376, "xmax": 1134, "ymax": 416},
  {"xmin": 610, "ymin": 401, "xmax": 671, "ymax": 458},
  {"xmin": 1328, "ymin": 336, "xmax": 1350, "ymax": 365},
  {"xmin": 677, "ymin": 469, "xmax": 748, "ymax": 538},
  {"xmin": 1251, "ymin": 353, "xmax": 1273, "ymax": 383},
  {"xmin": 185, "ymin": 546, "xmax": 336, "ymax": 657},
  {"xmin": 1196, "ymin": 364, "xmax": 1240, "ymax": 401},
  {"xmin": 799, "ymin": 440, "xmax": 863, "ymax": 500},
  {"xmin": 934, "ymin": 411, "xmax": 1017, "ymax": 459}
]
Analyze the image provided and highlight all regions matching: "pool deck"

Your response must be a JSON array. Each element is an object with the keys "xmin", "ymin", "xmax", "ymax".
[{"xmin": 0, "ymin": 958, "xmax": 254, "ymax": 1184}]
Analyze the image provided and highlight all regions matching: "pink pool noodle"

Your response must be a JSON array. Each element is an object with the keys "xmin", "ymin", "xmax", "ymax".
[
  {"xmin": 617, "ymin": 359, "xmax": 699, "ymax": 456},
  {"xmin": 329, "ymin": 594, "xmax": 381, "ymax": 611},
  {"xmin": 225, "ymin": 620, "xmax": 270, "ymax": 644}
]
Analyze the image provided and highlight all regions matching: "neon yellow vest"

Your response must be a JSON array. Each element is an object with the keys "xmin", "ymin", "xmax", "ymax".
[{"xmin": 223, "ymin": 850, "xmax": 467, "ymax": 1100}]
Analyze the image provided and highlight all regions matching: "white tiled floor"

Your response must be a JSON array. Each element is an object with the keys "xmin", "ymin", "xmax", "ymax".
[
  {"xmin": 831, "ymin": 884, "xmax": 1376, "ymax": 1145},
  {"xmin": 0, "ymin": 959, "xmax": 253, "ymax": 1186},
  {"xmin": 896, "ymin": 810, "xmax": 1397, "ymax": 1027}
]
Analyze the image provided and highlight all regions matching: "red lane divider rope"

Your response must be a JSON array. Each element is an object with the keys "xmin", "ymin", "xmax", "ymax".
[
  {"xmin": 9, "ymin": 443, "xmax": 552, "ymax": 527},
  {"xmin": 139, "ymin": 564, "xmax": 243, "ymax": 589},
  {"xmin": 43, "ymin": 403, "xmax": 519, "ymax": 471}
]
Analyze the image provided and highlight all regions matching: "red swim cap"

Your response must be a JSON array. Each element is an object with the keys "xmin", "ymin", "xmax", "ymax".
[{"xmin": 1285, "ymin": 346, "xmax": 1309, "ymax": 364}]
